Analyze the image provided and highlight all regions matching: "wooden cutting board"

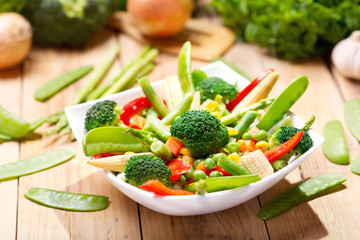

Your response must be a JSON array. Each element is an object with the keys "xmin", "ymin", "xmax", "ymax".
[{"xmin": 107, "ymin": 12, "xmax": 236, "ymax": 61}]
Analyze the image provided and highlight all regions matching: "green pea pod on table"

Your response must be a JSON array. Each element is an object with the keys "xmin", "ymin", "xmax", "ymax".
[
  {"xmin": 82, "ymin": 126, "xmax": 143, "ymax": 156},
  {"xmin": 178, "ymin": 41, "xmax": 194, "ymax": 93},
  {"xmin": 0, "ymin": 105, "xmax": 30, "ymax": 138},
  {"xmin": 351, "ymin": 155, "xmax": 360, "ymax": 175},
  {"xmin": 257, "ymin": 75, "xmax": 309, "ymax": 131},
  {"xmin": 257, "ymin": 173, "xmax": 346, "ymax": 220},
  {"xmin": 0, "ymin": 149, "xmax": 75, "ymax": 182},
  {"xmin": 322, "ymin": 120, "xmax": 349, "ymax": 165},
  {"xmin": 25, "ymin": 188, "xmax": 109, "ymax": 212},
  {"xmin": 345, "ymin": 99, "xmax": 360, "ymax": 142}
]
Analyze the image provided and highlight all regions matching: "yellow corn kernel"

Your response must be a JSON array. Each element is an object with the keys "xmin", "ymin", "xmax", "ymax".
[
  {"xmin": 237, "ymin": 139, "xmax": 245, "ymax": 146},
  {"xmin": 255, "ymin": 141, "xmax": 269, "ymax": 152},
  {"xmin": 201, "ymin": 99, "xmax": 218, "ymax": 113},
  {"xmin": 227, "ymin": 127, "xmax": 238, "ymax": 137},
  {"xmin": 179, "ymin": 147, "xmax": 191, "ymax": 156},
  {"xmin": 124, "ymin": 151, "xmax": 135, "ymax": 155},
  {"xmin": 228, "ymin": 153, "xmax": 241, "ymax": 163},
  {"xmin": 211, "ymin": 111, "xmax": 221, "ymax": 119},
  {"xmin": 182, "ymin": 155, "xmax": 195, "ymax": 165},
  {"xmin": 238, "ymin": 150, "xmax": 274, "ymax": 178}
]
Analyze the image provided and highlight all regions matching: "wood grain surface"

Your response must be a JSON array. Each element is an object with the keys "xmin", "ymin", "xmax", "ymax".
[{"xmin": 1, "ymin": 1, "xmax": 360, "ymax": 239}]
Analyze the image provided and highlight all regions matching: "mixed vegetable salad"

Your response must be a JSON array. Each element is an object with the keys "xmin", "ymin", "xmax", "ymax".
[{"xmin": 83, "ymin": 41, "xmax": 314, "ymax": 196}]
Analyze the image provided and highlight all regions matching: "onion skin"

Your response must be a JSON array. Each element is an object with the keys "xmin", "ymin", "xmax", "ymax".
[
  {"xmin": 127, "ymin": 0, "xmax": 193, "ymax": 38},
  {"xmin": 0, "ymin": 12, "xmax": 32, "ymax": 70}
]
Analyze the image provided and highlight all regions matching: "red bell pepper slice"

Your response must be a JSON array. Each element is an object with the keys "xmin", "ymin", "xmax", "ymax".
[
  {"xmin": 264, "ymin": 131, "xmax": 304, "ymax": 163},
  {"xmin": 226, "ymin": 69, "xmax": 275, "ymax": 111},
  {"xmin": 166, "ymin": 159, "xmax": 192, "ymax": 181},
  {"xmin": 212, "ymin": 165, "xmax": 231, "ymax": 176},
  {"xmin": 140, "ymin": 180, "xmax": 195, "ymax": 195},
  {"xmin": 120, "ymin": 97, "xmax": 152, "ymax": 126}
]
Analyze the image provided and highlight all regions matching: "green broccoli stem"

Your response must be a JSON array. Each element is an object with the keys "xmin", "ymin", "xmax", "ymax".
[
  {"xmin": 149, "ymin": 118, "xmax": 170, "ymax": 142},
  {"xmin": 86, "ymin": 45, "xmax": 152, "ymax": 101},
  {"xmin": 215, "ymin": 153, "xmax": 250, "ymax": 176},
  {"xmin": 221, "ymin": 97, "xmax": 275, "ymax": 126},
  {"xmin": 101, "ymin": 48, "xmax": 159, "ymax": 97},
  {"xmin": 142, "ymin": 107, "xmax": 158, "ymax": 131},
  {"xmin": 122, "ymin": 63, "xmax": 155, "ymax": 90},
  {"xmin": 271, "ymin": 160, "xmax": 288, "ymax": 171},
  {"xmin": 184, "ymin": 175, "xmax": 261, "ymax": 193},
  {"xmin": 302, "ymin": 115, "xmax": 315, "ymax": 132},
  {"xmin": 72, "ymin": 45, "xmax": 120, "ymax": 105},
  {"xmin": 150, "ymin": 141, "xmax": 174, "ymax": 162},
  {"xmin": 161, "ymin": 93, "xmax": 193, "ymax": 125},
  {"xmin": 138, "ymin": 76, "xmax": 169, "ymax": 118}
]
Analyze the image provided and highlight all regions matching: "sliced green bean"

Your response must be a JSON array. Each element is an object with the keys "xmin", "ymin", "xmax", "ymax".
[
  {"xmin": 161, "ymin": 93, "xmax": 193, "ymax": 125},
  {"xmin": 257, "ymin": 75, "xmax": 309, "ymax": 131},
  {"xmin": 0, "ymin": 149, "xmax": 75, "ymax": 182},
  {"xmin": 0, "ymin": 105, "xmax": 30, "ymax": 138},
  {"xmin": 150, "ymin": 141, "xmax": 174, "ymax": 162},
  {"xmin": 149, "ymin": 118, "xmax": 170, "ymax": 142},
  {"xmin": 28, "ymin": 116, "xmax": 48, "ymax": 133},
  {"xmin": 138, "ymin": 76, "xmax": 169, "ymax": 118},
  {"xmin": 143, "ymin": 107, "xmax": 158, "ymax": 131},
  {"xmin": 302, "ymin": 115, "xmax": 315, "ymax": 132},
  {"xmin": 82, "ymin": 126, "xmax": 143, "ymax": 156},
  {"xmin": 25, "ymin": 188, "xmax": 109, "ymax": 212},
  {"xmin": 35, "ymin": 66, "xmax": 93, "ymax": 101},
  {"xmin": 72, "ymin": 46, "xmax": 120, "ymax": 104},
  {"xmin": 178, "ymin": 41, "xmax": 194, "ymax": 93},
  {"xmin": 345, "ymin": 99, "xmax": 360, "ymax": 142},
  {"xmin": 351, "ymin": 155, "xmax": 360, "ymax": 175},
  {"xmin": 216, "ymin": 153, "xmax": 250, "ymax": 176},
  {"xmin": 267, "ymin": 116, "xmax": 293, "ymax": 137},
  {"xmin": 122, "ymin": 62, "xmax": 155, "ymax": 90},
  {"xmin": 322, "ymin": 120, "xmax": 349, "ymax": 165},
  {"xmin": 211, "ymin": 57, "xmax": 252, "ymax": 81},
  {"xmin": 233, "ymin": 110, "xmax": 258, "ymax": 138},
  {"xmin": 257, "ymin": 173, "xmax": 346, "ymax": 220}
]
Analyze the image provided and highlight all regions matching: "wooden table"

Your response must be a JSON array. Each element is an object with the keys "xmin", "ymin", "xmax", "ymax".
[{"xmin": 1, "ymin": 5, "xmax": 360, "ymax": 240}]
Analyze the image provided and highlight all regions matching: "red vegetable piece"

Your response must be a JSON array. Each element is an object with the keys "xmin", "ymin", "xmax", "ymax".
[
  {"xmin": 226, "ymin": 69, "xmax": 274, "ymax": 111},
  {"xmin": 120, "ymin": 97, "xmax": 152, "ymax": 125},
  {"xmin": 166, "ymin": 159, "xmax": 192, "ymax": 181},
  {"xmin": 212, "ymin": 165, "xmax": 231, "ymax": 176},
  {"xmin": 140, "ymin": 180, "xmax": 194, "ymax": 196}
]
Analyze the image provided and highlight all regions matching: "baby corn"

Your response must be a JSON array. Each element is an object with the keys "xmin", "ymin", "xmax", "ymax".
[
  {"xmin": 238, "ymin": 150, "xmax": 274, "ymax": 178},
  {"xmin": 163, "ymin": 76, "xmax": 183, "ymax": 111}
]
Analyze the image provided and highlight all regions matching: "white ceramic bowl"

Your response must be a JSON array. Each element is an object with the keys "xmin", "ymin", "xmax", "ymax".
[{"xmin": 65, "ymin": 62, "xmax": 324, "ymax": 216}]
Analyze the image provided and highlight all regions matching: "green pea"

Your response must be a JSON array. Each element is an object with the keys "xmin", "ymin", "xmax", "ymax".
[
  {"xmin": 242, "ymin": 132, "xmax": 253, "ymax": 140},
  {"xmin": 179, "ymin": 175, "xmax": 187, "ymax": 185},
  {"xmin": 255, "ymin": 130, "xmax": 268, "ymax": 142},
  {"xmin": 184, "ymin": 167, "xmax": 194, "ymax": 181},
  {"xmin": 209, "ymin": 171, "xmax": 223, "ymax": 178},
  {"xmin": 193, "ymin": 159, "xmax": 204, "ymax": 168},
  {"xmin": 205, "ymin": 158, "xmax": 216, "ymax": 170},
  {"xmin": 226, "ymin": 142, "xmax": 240, "ymax": 153},
  {"xmin": 192, "ymin": 170, "xmax": 207, "ymax": 182}
]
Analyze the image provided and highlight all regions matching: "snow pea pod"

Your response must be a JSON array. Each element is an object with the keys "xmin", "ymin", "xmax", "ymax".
[
  {"xmin": 178, "ymin": 41, "xmax": 194, "ymax": 93},
  {"xmin": 257, "ymin": 75, "xmax": 309, "ymax": 131},
  {"xmin": 322, "ymin": 120, "xmax": 349, "ymax": 165},
  {"xmin": 25, "ymin": 188, "xmax": 109, "ymax": 212},
  {"xmin": 35, "ymin": 65, "xmax": 93, "ymax": 101},
  {"xmin": 82, "ymin": 126, "xmax": 143, "ymax": 156},
  {"xmin": 257, "ymin": 173, "xmax": 346, "ymax": 220},
  {"xmin": 0, "ymin": 105, "xmax": 30, "ymax": 138},
  {"xmin": 345, "ymin": 99, "xmax": 360, "ymax": 142},
  {"xmin": 0, "ymin": 149, "xmax": 74, "ymax": 182},
  {"xmin": 351, "ymin": 155, "xmax": 360, "ymax": 175}
]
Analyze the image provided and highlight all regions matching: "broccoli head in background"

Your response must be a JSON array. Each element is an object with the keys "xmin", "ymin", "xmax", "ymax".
[
  {"xmin": 125, "ymin": 154, "xmax": 172, "ymax": 187},
  {"xmin": 196, "ymin": 77, "xmax": 238, "ymax": 103},
  {"xmin": 170, "ymin": 110, "xmax": 230, "ymax": 158},
  {"xmin": 268, "ymin": 126, "xmax": 313, "ymax": 158},
  {"xmin": 84, "ymin": 100, "xmax": 122, "ymax": 132},
  {"xmin": 23, "ymin": 0, "xmax": 117, "ymax": 46}
]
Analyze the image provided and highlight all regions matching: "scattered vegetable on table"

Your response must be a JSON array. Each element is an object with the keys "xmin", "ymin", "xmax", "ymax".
[{"xmin": 323, "ymin": 120, "xmax": 349, "ymax": 165}]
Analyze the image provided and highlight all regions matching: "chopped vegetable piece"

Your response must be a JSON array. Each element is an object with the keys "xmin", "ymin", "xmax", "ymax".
[
  {"xmin": 25, "ymin": 188, "xmax": 109, "ymax": 212},
  {"xmin": 271, "ymin": 160, "xmax": 288, "ymax": 171},
  {"xmin": 233, "ymin": 110, "xmax": 258, "ymax": 138},
  {"xmin": 322, "ymin": 120, "xmax": 349, "ymax": 165},
  {"xmin": 178, "ymin": 41, "xmax": 194, "ymax": 93},
  {"xmin": 238, "ymin": 150, "xmax": 274, "ymax": 178},
  {"xmin": 257, "ymin": 173, "xmax": 346, "ymax": 219},
  {"xmin": 129, "ymin": 115, "xmax": 146, "ymax": 129},
  {"xmin": 351, "ymin": 155, "xmax": 360, "ymax": 175},
  {"xmin": 150, "ymin": 141, "xmax": 174, "ymax": 162},
  {"xmin": 166, "ymin": 137, "xmax": 184, "ymax": 156},
  {"xmin": 161, "ymin": 93, "xmax": 193, "ymax": 125},
  {"xmin": 120, "ymin": 97, "xmax": 153, "ymax": 126},
  {"xmin": 184, "ymin": 175, "xmax": 261, "ymax": 193},
  {"xmin": 163, "ymin": 76, "xmax": 184, "ymax": 111},
  {"xmin": 0, "ymin": 149, "xmax": 75, "ymax": 182},
  {"xmin": 239, "ymin": 140, "xmax": 256, "ymax": 153},
  {"xmin": 257, "ymin": 75, "xmax": 309, "ymax": 131},
  {"xmin": 140, "ymin": 180, "xmax": 195, "ymax": 195},
  {"xmin": 166, "ymin": 159, "xmax": 192, "ymax": 181},
  {"xmin": 35, "ymin": 66, "xmax": 93, "ymax": 101},
  {"xmin": 216, "ymin": 153, "xmax": 250, "ymax": 176},
  {"xmin": 0, "ymin": 105, "xmax": 30, "ymax": 138},
  {"xmin": 345, "ymin": 99, "xmax": 360, "ymax": 142}
]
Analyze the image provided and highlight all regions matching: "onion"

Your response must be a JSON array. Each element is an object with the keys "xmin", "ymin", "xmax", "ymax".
[
  {"xmin": 0, "ymin": 12, "xmax": 32, "ymax": 70},
  {"xmin": 127, "ymin": 0, "xmax": 193, "ymax": 38}
]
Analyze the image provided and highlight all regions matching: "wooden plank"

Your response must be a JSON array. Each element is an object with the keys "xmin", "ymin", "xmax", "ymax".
[
  {"xmin": 0, "ymin": 66, "xmax": 22, "ymax": 240},
  {"xmin": 260, "ymin": 55, "xmax": 360, "ymax": 239},
  {"xmin": 17, "ymin": 29, "xmax": 141, "ymax": 240}
]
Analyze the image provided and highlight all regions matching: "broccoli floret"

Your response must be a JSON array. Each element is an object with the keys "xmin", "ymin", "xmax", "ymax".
[
  {"xmin": 124, "ymin": 154, "xmax": 172, "ymax": 187},
  {"xmin": 195, "ymin": 77, "xmax": 238, "ymax": 103},
  {"xmin": 23, "ymin": 0, "xmax": 116, "ymax": 46},
  {"xmin": 84, "ymin": 100, "xmax": 122, "ymax": 132},
  {"xmin": 268, "ymin": 126, "xmax": 313, "ymax": 157},
  {"xmin": 170, "ymin": 110, "xmax": 230, "ymax": 158}
]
